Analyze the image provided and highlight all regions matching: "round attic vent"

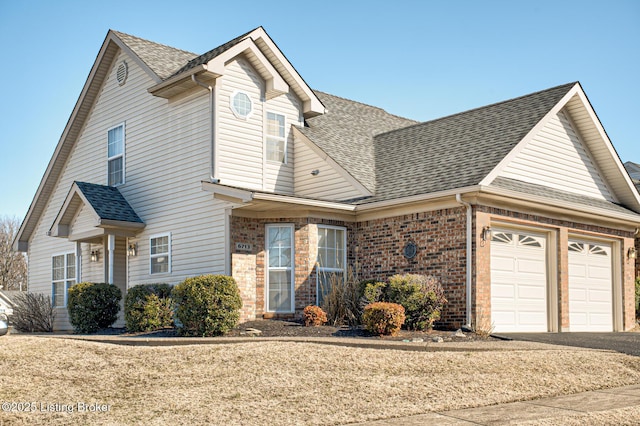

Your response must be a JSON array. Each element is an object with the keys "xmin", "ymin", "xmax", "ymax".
[{"xmin": 116, "ymin": 61, "xmax": 128, "ymax": 86}]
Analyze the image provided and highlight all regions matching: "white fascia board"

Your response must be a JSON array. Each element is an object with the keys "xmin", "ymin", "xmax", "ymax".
[
  {"xmin": 292, "ymin": 127, "xmax": 372, "ymax": 197},
  {"xmin": 14, "ymin": 34, "xmax": 122, "ymax": 251},
  {"xmin": 569, "ymin": 89, "xmax": 640, "ymax": 210},
  {"xmin": 201, "ymin": 182, "xmax": 254, "ymax": 203},
  {"xmin": 49, "ymin": 183, "xmax": 99, "ymax": 238},
  {"xmin": 481, "ymin": 185, "xmax": 640, "ymax": 227},
  {"xmin": 252, "ymin": 193, "xmax": 356, "ymax": 211},
  {"xmin": 249, "ymin": 27, "xmax": 324, "ymax": 117},
  {"xmin": 206, "ymin": 38, "xmax": 288, "ymax": 98},
  {"xmin": 480, "ymin": 83, "xmax": 580, "ymax": 187},
  {"xmin": 354, "ymin": 186, "xmax": 482, "ymax": 212}
]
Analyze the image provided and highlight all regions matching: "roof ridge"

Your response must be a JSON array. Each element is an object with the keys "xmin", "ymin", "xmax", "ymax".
[
  {"xmin": 111, "ymin": 30, "xmax": 197, "ymax": 56},
  {"xmin": 375, "ymin": 82, "xmax": 578, "ymax": 138},
  {"xmin": 167, "ymin": 27, "xmax": 261, "ymax": 79},
  {"xmin": 313, "ymin": 90, "xmax": 418, "ymax": 123}
]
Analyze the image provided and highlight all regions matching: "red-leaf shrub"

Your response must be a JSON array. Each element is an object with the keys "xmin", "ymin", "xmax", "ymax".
[
  {"xmin": 303, "ymin": 305, "xmax": 328, "ymax": 326},
  {"xmin": 362, "ymin": 302, "xmax": 405, "ymax": 336}
]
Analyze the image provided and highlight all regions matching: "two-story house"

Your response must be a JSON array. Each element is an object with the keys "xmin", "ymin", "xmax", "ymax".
[{"xmin": 15, "ymin": 28, "xmax": 640, "ymax": 332}]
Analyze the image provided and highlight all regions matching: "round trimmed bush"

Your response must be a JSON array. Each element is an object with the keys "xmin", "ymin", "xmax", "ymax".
[
  {"xmin": 125, "ymin": 284, "xmax": 174, "ymax": 332},
  {"xmin": 387, "ymin": 274, "xmax": 447, "ymax": 331},
  {"xmin": 362, "ymin": 302, "xmax": 405, "ymax": 336},
  {"xmin": 67, "ymin": 282, "xmax": 122, "ymax": 333},
  {"xmin": 303, "ymin": 305, "xmax": 328, "ymax": 326},
  {"xmin": 172, "ymin": 275, "xmax": 242, "ymax": 337}
]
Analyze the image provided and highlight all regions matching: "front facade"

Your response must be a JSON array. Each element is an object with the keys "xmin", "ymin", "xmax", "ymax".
[{"xmin": 15, "ymin": 28, "xmax": 640, "ymax": 332}]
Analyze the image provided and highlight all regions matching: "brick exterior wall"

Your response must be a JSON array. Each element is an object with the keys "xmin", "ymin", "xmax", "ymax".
[
  {"xmin": 353, "ymin": 208, "xmax": 468, "ymax": 328},
  {"xmin": 230, "ymin": 204, "xmax": 637, "ymax": 331},
  {"xmin": 232, "ymin": 253, "xmax": 257, "ymax": 322}
]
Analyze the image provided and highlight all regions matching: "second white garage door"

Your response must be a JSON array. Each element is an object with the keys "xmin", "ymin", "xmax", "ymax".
[
  {"xmin": 491, "ymin": 229, "xmax": 548, "ymax": 332},
  {"xmin": 568, "ymin": 239, "xmax": 613, "ymax": 332}
]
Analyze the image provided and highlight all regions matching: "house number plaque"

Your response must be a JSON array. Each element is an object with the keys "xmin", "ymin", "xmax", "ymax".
[{"xmin": 235, "ymin": 242, "xmax": 253, "ymax": 252}]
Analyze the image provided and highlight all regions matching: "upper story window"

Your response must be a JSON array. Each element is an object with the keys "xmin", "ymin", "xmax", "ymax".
[
  {"xmin": 231, "ymin": 91, "xmax": 252, "ymax": 119},
  {"xmin": 150, "ymin": 233, "xmax": 171, "ymax": 274},
  {"xmin": 52, "ymin": 253, "xmax": 76, "ymax": 308},
  {"xmin": 108, "ymin": 123, "xmax": 125, "ymax": 186},
  {"xmin": 266, "ymin": 112, "xmax": 286, "ymax": 163}
]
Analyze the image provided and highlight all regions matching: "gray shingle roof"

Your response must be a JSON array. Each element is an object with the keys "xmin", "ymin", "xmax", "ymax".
[
  {"xmin": 113, "ymin": 31, "xmax": 197, "ymax": 80},
  {"xmin": 359, "ymin": 82, "xmax": 576, "ymax": 203},
  {"xmin": 168, "ymin": 28, "xmax": 257, "ymax": 79},
  {"xmin": 75, "ymin": 182, "xmax": 143, "ymax": 223},
  {"xmin": 490, "ymin": 177, "xmax": 636, "ymax": 216},
  {"xmin": 299, "ymin": 92, "xmax": 419, "ymax": 193}
]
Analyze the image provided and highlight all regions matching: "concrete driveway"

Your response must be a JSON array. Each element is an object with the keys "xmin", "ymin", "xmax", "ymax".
[{"xmin": 499, "ymin": 332, "xmax": 640, "ymax": 357}]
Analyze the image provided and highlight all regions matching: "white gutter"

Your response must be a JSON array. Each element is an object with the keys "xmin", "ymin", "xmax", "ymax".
[
  {"xmin": 455, "ymin": 193, "xmax": 473, "ymax": 328},
  {"xmin": 192, "ymin": 73, "xmax": 219, "ymax": 183}
]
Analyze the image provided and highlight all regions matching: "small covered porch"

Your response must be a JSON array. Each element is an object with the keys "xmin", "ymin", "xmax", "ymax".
[{"xmin": 49, "ymin": 181, "xmax": 145, "ymax": 326}]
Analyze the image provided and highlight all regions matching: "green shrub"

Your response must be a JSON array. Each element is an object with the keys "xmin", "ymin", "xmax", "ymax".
[
  {"xmin": 67, "ymin": 282, "xmax": 121, "ymax": 333},
  {"xmin": 360, "ymin": 281, "xmax": 387, "ymax": 306},
  {"xmin": 320, "ymin": 269, "xmax": 361, "ymax": 326},
  {"xmin": 362, "ymin": 302, "xmax": 405, "ymax": 336},
  {"xmin": 303, "ymin": 305, "xmax": 328, "ymax": 326},
  {"xmin": 387, "ymin": 274, "xmax": 447, "ymax": 331},
  {"xmin": 125, "ymin": 284, "xmax": 174, "ymax": 332},
  {"xmin": 172, "ymin": 275, "xmax": 242, "ymax": 337}
]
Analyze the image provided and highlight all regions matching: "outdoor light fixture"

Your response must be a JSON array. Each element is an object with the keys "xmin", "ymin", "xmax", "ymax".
[
  {"xmin": 628, "ymin": 247, "xmax": 637, "ymax": 260},
  {"xmin": 90, "ymin": 250, "xmax": 100, "ymax": 262},
  {"xmin": 127, "ymin": 243, "xmax": 138, "ymax": 257},
  {"xmin": 481, "ymin": 226, "xmax": 492, "ymax": 242}
]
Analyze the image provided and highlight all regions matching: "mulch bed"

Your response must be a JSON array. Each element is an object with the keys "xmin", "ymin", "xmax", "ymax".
[{"xmin": 115, "ymin": 319, "xmax": 496, "ymax": 342}]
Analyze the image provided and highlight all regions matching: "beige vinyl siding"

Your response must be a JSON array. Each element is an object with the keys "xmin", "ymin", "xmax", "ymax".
[
  {"xmin": 70, "ymin": 204, "xmax": 96, "ymax": 237},
  {"xmin": 499, "ymin": 111, "xmax": 614, "ymax": 201},
  {"xmin": 294, "ymin": 138, "xmax": 364, "ymax": 201},
  {"xmin": 218, "ymin": 59, "xmax": 265, "ymax": 190},
  {"xmin": 27, "ymin": 50, "xmax": 230, "ymax": 330}
]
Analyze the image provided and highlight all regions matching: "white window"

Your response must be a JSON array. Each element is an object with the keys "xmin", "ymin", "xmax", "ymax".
[
  {"xmin": 108, "ymin": 123, "xmax": 125, "ymax": 186},
  {"xmin": 231, "ymin": 91, "xmax": 252, "ymax": 119},
  {"xmin": 266, "ymin": 224, "xmax": 294, "ymax": 312},
  {"xmin": 316, "ymin": 225, "xmax": 346, "ymax": 306},
  {"xmin": 52, "ymin": 253, "xmax": 76, "ymax": 308},
  {"xmin": 266, "ymin": 112, "xmax": 286, "ymax": 163},
  {"xmin": 150, "ymin": 234, "xmax": 171, "ymax": 274}
]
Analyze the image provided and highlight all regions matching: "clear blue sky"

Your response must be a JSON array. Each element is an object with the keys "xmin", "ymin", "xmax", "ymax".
[{"xmin": 1, "ymin": 0, "xmax": 638, "ymax": 219}]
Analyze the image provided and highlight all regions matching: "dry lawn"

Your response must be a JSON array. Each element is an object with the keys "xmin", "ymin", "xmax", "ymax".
[{"xmin": 1, "ymin": 336, "xmax": 639, "ymax": 425}]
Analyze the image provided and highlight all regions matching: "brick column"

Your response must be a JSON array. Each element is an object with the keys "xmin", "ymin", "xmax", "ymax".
[
  {"xmin": 474, "ymin": 211, "xmax": 492, "ymax": 332},
  {"xmin": 558, "ymin": 228, "xmax": 569, "ymax": 331},
  {"xmin": 232, "ymin": 253, "xmax": 257, "ymax": 322}
]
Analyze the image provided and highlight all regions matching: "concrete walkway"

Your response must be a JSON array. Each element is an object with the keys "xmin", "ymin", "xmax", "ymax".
[{"xmin": 349, "ymin": 384, "xmax": 640, "ymax": 425}]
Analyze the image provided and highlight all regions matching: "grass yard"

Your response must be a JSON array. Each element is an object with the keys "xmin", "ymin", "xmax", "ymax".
[{"xmin": 1, "ymin": 336, "xmax": 640, "ymax": 425}]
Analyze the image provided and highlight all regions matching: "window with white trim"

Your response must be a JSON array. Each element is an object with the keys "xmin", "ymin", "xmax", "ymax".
[
  {"xmin": 108, "ymin": 123, "xmax": 125, "ymax": 186},
  {"xmin": 52, "ymin": 253, "xmax": 76, "ymax": 308},
  {"xmin": 316, "ymin": 225, "xmax": 346, "ymax": 306},
  {"xmin": 266, "ymin": 112, "xmax": 286, "ymax": 163},
  {"xmin": 150, "ymin": 234, "xmax": 171, "ymax": 274},
  {"xmin": 231, "ymin": 91, "xmax": 252, "ymax": 118},
  {"xmin": 266, "ymin": 224, "xmax": 294, "ymax": 312}
]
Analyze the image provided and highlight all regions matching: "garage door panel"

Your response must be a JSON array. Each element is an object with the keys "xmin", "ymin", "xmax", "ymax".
[
  {"xmin": 568, "ymin": 239, "xmax": 613, "ymax": 332},
  {"xmin": 491, "ymin": 229, "xmax": 547, "ymax": 333}
]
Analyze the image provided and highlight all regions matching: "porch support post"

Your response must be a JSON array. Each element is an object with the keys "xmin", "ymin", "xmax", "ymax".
[
  {"xmin": 107, "ymin": 234, "xmax": 115, "ymax": 285},
  {"xmin": 75, "ymin": 241, "xmax": 82, "ymax": 283}
]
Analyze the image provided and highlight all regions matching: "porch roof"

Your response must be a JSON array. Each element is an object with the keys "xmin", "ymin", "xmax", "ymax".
[{"xmin": 49, "ymin": 182, "xmax": 144, "ymax": 241}]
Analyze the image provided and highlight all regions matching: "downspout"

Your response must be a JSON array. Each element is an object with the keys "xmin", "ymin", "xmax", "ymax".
[
  {"xmin": 456, "ymin": 193, "xmax": 473, "ymax": 328},
  {"xmin": 191, "ymin": 74, "xmax": 219, "ymax": 183}
]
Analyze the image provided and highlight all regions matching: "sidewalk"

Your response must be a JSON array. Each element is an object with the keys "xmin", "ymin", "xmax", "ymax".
[{"xmin": 349, "ymin": 384, "xmax": 640, "ymax": 425}]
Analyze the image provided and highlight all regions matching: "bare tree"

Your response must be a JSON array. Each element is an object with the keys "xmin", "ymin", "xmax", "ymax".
[{"xmin": 0, "ymin": 216, "xmax": 27, "ymax": 291}]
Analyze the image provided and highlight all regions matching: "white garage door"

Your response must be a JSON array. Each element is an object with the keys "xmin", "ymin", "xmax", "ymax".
[
  {"xmin": 491, "ymin": 229, "xmax": 548, "ymax": 332},
  {"xmin": 568, "ymin": 239, "xmax": 613, "ymax": 332}
]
